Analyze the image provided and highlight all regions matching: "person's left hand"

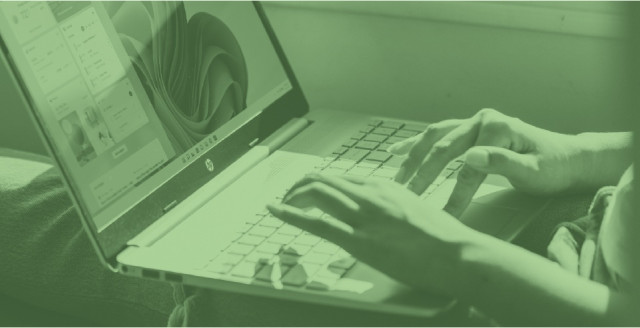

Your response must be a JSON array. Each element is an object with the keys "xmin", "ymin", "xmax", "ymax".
[{"xmin": 267, "ymin": 173, "xmax": 478, "ymax": 296}]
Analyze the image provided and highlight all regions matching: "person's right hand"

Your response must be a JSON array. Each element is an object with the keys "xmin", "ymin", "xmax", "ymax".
[{"xmin": 389, "ymin": 108, "xmax": 593, "ymax": 218}]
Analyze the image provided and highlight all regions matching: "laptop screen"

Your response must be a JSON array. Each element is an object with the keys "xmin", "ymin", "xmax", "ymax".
[{"xmin": 0, "ymin": 2, "xmax": 291, "ymax": 231}]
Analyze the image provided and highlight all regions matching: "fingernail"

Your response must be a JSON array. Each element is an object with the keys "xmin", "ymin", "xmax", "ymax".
[
  {"xmin": 387, "ymin": 143, "xmax": 400, "ymax": 154},
  {"xmin": 266, "ymin": 203, "xmax": 283, "ymax": 215},
  {"xmin": 466, "ymin": 149, "xmax": 489, "ymax": 168}
]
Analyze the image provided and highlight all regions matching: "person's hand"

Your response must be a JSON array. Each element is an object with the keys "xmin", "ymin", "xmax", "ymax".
[
  {"xmin": 267, "ymin": 173, "xmax": 477, "ymax": 296},
  {"xmin": 388, "ymin": 108, "xmax": 593, "ymax": 218}
]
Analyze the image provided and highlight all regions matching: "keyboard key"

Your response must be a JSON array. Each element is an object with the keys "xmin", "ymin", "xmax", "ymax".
[
  {"xmin": 329, "ymin": 160, "xmax": 356, "ymax": 170},
  {"xmin": 346, "ymin": 166, "xmax": 374, "ymax": 177},
  {"xmin": 237, "ymin": 234, "xmax": 265, "ymax": 246},
  {"xmin": 329, "ymin": 256, "xmax": 357, "ymax": 270},
  {"xmin": 205, "ymin": 262, "xmax": 234, "ymax": 274},
  {"xmin": 294, "ymin": 234, "xmax": 321, "ymax": 246},
  {"xmin": 268, "ymin": 233, "xmax": 295, "ymax": 245},
  {"xmin": 342, "ymin": 139, "xmax": 357, "ymax": 147},
  {"xmin": 385, "ymin": 156, "xmax": 405, "ymax": 168},
  {"xmin": 363, "ymin": 134, "xmax": 387, "ymax": 143},
  {"xmin": 302, "ymin": 252, "xmax": 333, "ymax": 265},
  {"xmin": 332, "ymin": 146, "xmax": 349, "ymax": 155},
  {"xmin": 368, "ymin": 119, "xmax": 383, "ymax": 127},
  {"xmin": 227, "ymin": 243, "xmax": 254, "ymax": 255},
  {"xmin": 354, "ymin": 141, "xmax": 379, "ymax": 150},
  {"xmin": 234, "ymin": 223, "xmax": 253, "ymax": 233},
  {"xmin": 212, "ymin": 252, "xmax": 244, "ymax": 265},
  {"xmin": 372, "ymin": 167, "xmax": 397, "ymax": 179},
  {"xmin": 245, "ymin": 251, "xmax": 274, "ymax": 263},
  {"xmin": 365, "ymin": 151, "xmax": 392, "ymax": 162},
  {"xmin": 256, "ymin": 242, "xmax": 284, "ymax": 255},
  {"xmin": 279, "ymin": 225, "xmax": 303, "ymax": 236},
  {"xmin": 403, "ymin": 123, "xmax": 428, "ymax": 132},
  {"xmin": 371, "ymin": 127, "xmax": 395, "ymax": 136},
  {"xmin": 260, "ymin": 216, "xmax": 284, "ymax": 228},
  {"xmin": 246, "ymin": 215, "xmax": 262, "ymax": 224},
  {"xmin": 314, "ymin": 242, "xmax": 340, "ymax": 255},
  {"xmin": 395, "ymin": 130, "xmax": 418, "ymax": 138},
  {"xmin": 380, "ymin": 121, "xmax": 404, "ymax": 129},
  {"xmin": 231, "ymin": 261, "xmax": 263, "ymax": 278},
  {"xmin": 322, "ymin": 167, "xmax": 347, "ymax": 175},
  {"xmin": 356, "ymin": 162, "xmax": 380, "ymax": 170},
  {"xmin": 255, "ymin": 265, "xmax": 278, "ymax": 282},
  {"xmin": 351, "ymin": 132, "xmax": 365, "ymax": 140},
  {"xmin": 377, "ymin": 142, "xmax": 393, "ymax": 152},
  {"xmin": 299, "ymin": 262, "xmax": 322, "ymax": 276},
  {"xmin": 341, "ymin": 149, "xmax": 369, "ymax": 162},
  {"xmin": 306, "ymin": 280, "xmax": 331, "ymax": 291},
  {"xmin": 282, "ymin": 265, "xmax": 310, "ymax": 287},
  {"xmin": 359, "ymin": 125, "xmax": 374, "ymax": 133},
  {"xmin": 386, "ymin": 136, "xmax": 405, "ymax": 144},
  {"xmin": 248, "ymin": 226, "xmax": 277, "ymax": 237},
  {"xmin": 278, "ymin": 253, "xmax": 301, "ymax": 265},
  {"xmin": 284, "ymin": 244, "xmax": 312, "ymax": 256}
]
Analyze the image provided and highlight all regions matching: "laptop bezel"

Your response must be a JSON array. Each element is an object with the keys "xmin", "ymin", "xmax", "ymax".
[{"xmin": 0, "ymin": 2, "xmax": 309, "ymax": 265}]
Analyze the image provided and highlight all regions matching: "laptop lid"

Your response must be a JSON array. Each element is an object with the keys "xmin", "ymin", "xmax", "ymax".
[{"xmin": 0, "ymin": 1, "xmax": 308, "ymax": 265}]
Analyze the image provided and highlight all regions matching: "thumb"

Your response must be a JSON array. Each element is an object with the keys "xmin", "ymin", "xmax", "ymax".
[{"xmin": 464, "ymin": 146, "xmax": 535, "ymax": 178}]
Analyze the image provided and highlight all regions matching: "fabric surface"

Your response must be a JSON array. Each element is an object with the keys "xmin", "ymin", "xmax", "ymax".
[{"xmin": 0, "ymin": 150, "xmax": 176, "ymax": 326}]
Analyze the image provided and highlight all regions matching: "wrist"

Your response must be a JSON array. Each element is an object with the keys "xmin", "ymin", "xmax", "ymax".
[{"xmin": 572, "ymin": 132, "xmax": 632, "ymax": 189}]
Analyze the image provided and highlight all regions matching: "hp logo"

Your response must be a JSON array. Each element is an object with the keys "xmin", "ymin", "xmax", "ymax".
[{"xmin": 205, "ymin": 158, "xmax": 214, "ymax": 172}]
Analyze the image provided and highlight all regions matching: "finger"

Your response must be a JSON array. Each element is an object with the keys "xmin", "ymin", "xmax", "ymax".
[
  {"xmin": 407, "ymin": 122, "xmax": 478, "ymax": 194},
  {"xmin": 395, "ymin": 119, "xmax": 462, "ymax": 184},
  {"xmin": 283, "ymin": 181, "xmax": 365, "ymax": 227},
  {"xmin": 442, "ymin": 130, "xmax": 506, "ymax": 217},
  {"xmin": 578, "ymin": 238, "xmax": 596, "ymax": 278},
  {"xmin": 267, "ymin": 203, "xmax": 354, "ymax": 247},
  {"xmin": 286, "ymin": 174, "xmax": 378, "ymax": 210},
  {"xmin": 443, "ymin": 165, "xmax": 486, "ymax": 218},
  {"xmin": 387, "ymin": 134, "xmax": 421, "ymax": 156},
  {"xmin": 464, "ymin": 146, "xmax": 537, "ymax": 180}
]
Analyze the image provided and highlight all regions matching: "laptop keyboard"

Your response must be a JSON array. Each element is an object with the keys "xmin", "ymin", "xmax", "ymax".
[{"xmin": 200, "ymin": 119, "xmax": 463, "ymax": 291}]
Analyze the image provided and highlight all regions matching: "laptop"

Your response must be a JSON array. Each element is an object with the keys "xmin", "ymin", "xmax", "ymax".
[{"xmin": 0, "ymin": 1, "xmax": 548, "ymax": 317}]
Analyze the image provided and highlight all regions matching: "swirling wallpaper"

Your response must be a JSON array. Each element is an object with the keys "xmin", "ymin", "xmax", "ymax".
[{"xmin": 107, "ymin": 2, "xmax": 248, "ymax": 153}]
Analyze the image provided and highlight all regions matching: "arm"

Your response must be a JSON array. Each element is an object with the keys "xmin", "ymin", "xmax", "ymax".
[
  {"xmin": 575, "ymin": 131, "xmax": 632, "ymax": 189},
  {"xmin": 268, "ymin": 175, "xmax": 640, "ymax": 326},
  {"xmin": 452, "ymin": 230, "xmax": 639, "ymax": 326}
]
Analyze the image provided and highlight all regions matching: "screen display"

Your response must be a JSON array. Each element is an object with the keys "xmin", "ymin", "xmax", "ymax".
[{"xmin": 0, "ymin": 1, "xmax": 291, "ymax": 230}]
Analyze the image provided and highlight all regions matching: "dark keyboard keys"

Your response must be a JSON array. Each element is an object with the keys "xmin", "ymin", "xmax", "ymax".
[
  {"xmin": 395, "ymin": 130, "xmax": 418, "ymax": 138},
  {"xmin": 403, "ymin": 123, "xmax": 428, "ymax": 132},
  {"xmin": 368, "ymin": 119, "xmax": 383, "ymax": 127},
  {"xmin": 386, "ymin": 136, "xmax": 405, "ymax": 144},
  {"xmin": 385, "ymin": 156, "xmax": 405, "ymax": 168},
  {"xmin": 363, "ymin": 134, "xmax": 387, "ymax": 143},
  {"xmin": 342, "ymin": 139, "xmax": 357, "ymax": 148},
  {"xmin": 351, "ymin": 132, "xmax": 366, "ymax": 140},
  {"xmin": 365, "ymin": 151, "xmax": 392, "ymax": 163},
  {"xmin": 354, "ymin": 141, "xmax": 379, "ymax": 150},
  {"xmin": 332, "ymin": 146, "xmax": 348, "ymax": 155},
  {"xmin": 282, "ymin": 265, "xmax": 308, "ymax": 287},
  {"xmin": 341, "ymin": 148, "xmax": 369, "ymax": 162},
  {"xmin": 371, "ymin": 127, "xmax": 395, "ymax": 136},
  {"xmin": 359, "ymin": 125, "xmax": 374, "ymax": 133},
  {"xmin": 380, "ymin": 121, "xmax": 404, "ymax": 129}
]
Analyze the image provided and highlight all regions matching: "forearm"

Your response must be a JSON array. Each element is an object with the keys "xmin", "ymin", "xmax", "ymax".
[
  {"xmin": 448, "ymin": 233, "xmax": 639, "ymax": 326},
  {"xmin": 574, "ymin": 131, "xmax": 633, "ymax": 189}
]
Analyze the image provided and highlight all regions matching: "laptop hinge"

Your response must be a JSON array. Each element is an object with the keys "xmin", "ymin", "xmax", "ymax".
[
  {"xmin": 261, "ymin": 117, "xmax": 310, "ymax": 153},
  {"xmin": 126, "ymin": 145, "xmax": 270, "ymax": 248}
]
